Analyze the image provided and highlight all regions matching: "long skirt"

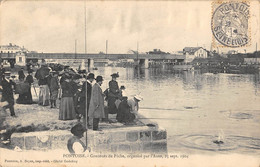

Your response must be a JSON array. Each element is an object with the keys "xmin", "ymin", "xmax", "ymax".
[
  {"xmin": 59, "ymin": 97, "xmax": 76, "ymax": 120},
  {"xmin": 17, "ymin": 88, "xmax": 33, "ymax": 104},
  {"xmin": 39, "ymin": 85, "xmax": 50, "ymax": 106},
  {"xmin": 107, "ymin": 96, "xmax": 118, "ymax": 114},
  {"xmin": 27, "ymin": 87, "xmax": 33, "ymax": 103}
]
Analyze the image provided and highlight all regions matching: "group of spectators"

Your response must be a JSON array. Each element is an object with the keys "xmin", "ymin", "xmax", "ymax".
[{"xmin": 1, "ymin": 63, "xmax": 143, "ymax": 131}]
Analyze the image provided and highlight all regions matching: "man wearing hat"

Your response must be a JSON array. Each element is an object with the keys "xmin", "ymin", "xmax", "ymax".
[
  {"xmin": 88, "ymin": 76, "xmax": 105, "ymax": 131},
  {"xmin": 107, "ymin": 72, "xmax": 120, "ymax": 114},
  {"xmin": 1, "ymin": 71, "xmax": 16, "ymax": 117},
  {"xmin": 78, "ymin": 73, "xmax": 95, "ymax": 128}
]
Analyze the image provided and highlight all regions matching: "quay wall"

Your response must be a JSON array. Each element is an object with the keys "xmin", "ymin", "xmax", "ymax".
[{"xmin": 11, "ymin": 126, "xmax": 167, "ymax": 153}]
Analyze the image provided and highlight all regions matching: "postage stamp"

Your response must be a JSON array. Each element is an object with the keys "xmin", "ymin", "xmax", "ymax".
[{"xmin": 211, "ymin": 1, "xmax": 251, "ymax": 48}]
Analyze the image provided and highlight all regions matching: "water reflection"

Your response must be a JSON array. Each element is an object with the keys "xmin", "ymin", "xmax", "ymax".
[
  {"xmin": 172, "ymin": 134, "xmax": 260, "ymax": 153},
  {"xmin": 91, "ymin": 66, "xmax": 260, "ymax": 154}
]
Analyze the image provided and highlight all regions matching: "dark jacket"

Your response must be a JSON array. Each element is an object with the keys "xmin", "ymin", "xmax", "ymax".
[
  {"xmin": 61, "ymin": 81, "xmax": 77, "ymax": 97},
  {"xmin": 108, "ymin": 80, "xmax": 119, "ymax": 97},
  {"xmin": 116, "ymin": 98, "xmax": 135, "ymax": 123},
  {"xmin": 35, "ymin": 66, "xmax": 50, "ymax": 80},
  {"xmin": 1, "ymin": 79, "xmax": 15, "ymax": 101},
  {"xmin": 38, "ymin": 78, "xmax": 48, "ymax": 86},
  {"xmin": 18, "ymin": 70, "xmax": 25, "ymax": 80},
  {"xmin": 107, "ymin": 80, "xmax": 120, "ymax": 114},
  {"xmin": 25, "ymin": 75, "xmax": 34, "ymax": 86}
]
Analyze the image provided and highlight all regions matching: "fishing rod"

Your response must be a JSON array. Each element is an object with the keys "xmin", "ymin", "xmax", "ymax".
[
  {"xmin": 137, "ymin": 118, "xmax": 181, "ymax": 120},
  {"xmin": 140, "ymin": 107, "xmax": 192, "ymax": 111}
]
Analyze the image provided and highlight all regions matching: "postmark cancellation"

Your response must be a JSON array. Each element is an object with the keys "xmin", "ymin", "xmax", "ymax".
[{"xmin": 211, "ymin": 1, "xmax": 251, "ymax": 48}]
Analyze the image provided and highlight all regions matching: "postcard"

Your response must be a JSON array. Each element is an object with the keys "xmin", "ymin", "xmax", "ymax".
[{"xmin": 0, "ymin": 0, "xmax": 259, "ymax": 167}]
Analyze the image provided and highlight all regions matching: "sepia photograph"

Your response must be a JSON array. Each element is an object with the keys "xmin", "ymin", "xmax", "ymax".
[{"xmin": 0, "ymin": 0, "xmax": 259, "ymax": 166}]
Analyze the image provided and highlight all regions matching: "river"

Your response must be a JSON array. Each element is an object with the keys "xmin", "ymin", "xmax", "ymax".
[{"xmin": 91, "ymin": 66, "xmax": 260, "ymax": 155}]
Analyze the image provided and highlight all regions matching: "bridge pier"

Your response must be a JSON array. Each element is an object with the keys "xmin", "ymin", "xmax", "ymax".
[
  {"xmin": 88, "ymin": 58, "xmax": 95, "ymax": 71},
  {"xmin": 139, "ymin": 59, "xmax": 149, "ymax": 68}
]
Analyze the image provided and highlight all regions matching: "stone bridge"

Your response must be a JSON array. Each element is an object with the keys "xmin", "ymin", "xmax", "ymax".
[{"xmin": 0, "ymin": 52, "xmax": 185, "ymax": 68}]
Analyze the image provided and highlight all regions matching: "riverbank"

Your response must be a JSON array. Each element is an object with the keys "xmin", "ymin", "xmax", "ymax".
[{"xmin": 0, "ymin": 88, "xmax": 167, "ymax": 153}]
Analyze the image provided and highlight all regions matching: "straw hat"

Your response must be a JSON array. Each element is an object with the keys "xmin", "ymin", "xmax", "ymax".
[{"xmin": 134, "ymin": 95, "xmax": 143, "ymax": 101}]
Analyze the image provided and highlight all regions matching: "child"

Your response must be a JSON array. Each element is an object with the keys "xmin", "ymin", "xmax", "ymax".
[
  {"xmin": 67, "ymin": 123, "xmax": 86, "ymax": 153},
  {"xmin": 50, "ymin": 71, "xmax": 59, "ymax": 108}
]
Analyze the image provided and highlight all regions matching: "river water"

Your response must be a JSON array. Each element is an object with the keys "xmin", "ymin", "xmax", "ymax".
[{"xmin": 91, "ymin": 66, "xmax": 260, "ymax": 155}]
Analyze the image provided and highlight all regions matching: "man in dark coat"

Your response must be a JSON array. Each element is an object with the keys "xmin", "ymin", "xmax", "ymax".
[
  {"xmin": 78, "ymin": 73, "xmax": 95, "ymax": 128},
  {"xmin": 88, "ymin": 76, "xmax": 105, "ymax": 131},
  {"xmin": 0, "ymin": 68, "xmax": 6, "ymax": 86},
  {"xmin": 1, "ymin": 72, "xmax": 16, "ymax": 117},
  {"xmin": 35, "ymin": 64, "xmax": 50, "ymax": 106},
  {"xmin": 107, "ymin": 72, "xmax": 120, "ymax": 114}
]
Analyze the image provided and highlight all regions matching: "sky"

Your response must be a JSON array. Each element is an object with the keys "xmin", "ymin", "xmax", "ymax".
[{"xmin": 0, "ymin": 1, "xmax": 259, "ymax": 54}]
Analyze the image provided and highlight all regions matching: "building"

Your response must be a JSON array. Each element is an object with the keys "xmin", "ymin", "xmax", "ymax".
[
  {"xmin": 183, "ymin": 47, "xmax": 208, "ymax": 63},
  {"xmin": 0, "ymin": 43, "xmax": 28, "ymax": 53},
  {"xmin": 146, "ymin": 49, "xmax": 170, "ymax": 54},
  {"xmin": 227, "ymin": 50, "xmax": 238, "ymax": 55}
]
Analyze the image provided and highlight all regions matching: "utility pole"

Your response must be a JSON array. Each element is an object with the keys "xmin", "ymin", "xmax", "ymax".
[
  {"xmin": 84, "ymin": 1, "xmax": 90, "ymax": 72},
  {"xmin": 75, "ymin": 39, "xmax": 77, "ymax": 59},
  {"xmin": 84, "ymin": 1, "xmax": 87, "ymax": 54},
  {"xmin": 84, "ymin": 0, "xmax": 89, "ymax": 152},
  {"xmin": 256, "ymin": 43, "xmax": 258, "ymax": 64},
  {"xmin": 106, "ymin": 40, "xmax": 108, "ymax": 55},
  {"xmin": 137, "ymin": 42, "xmax": 139, "ymax": 63}
]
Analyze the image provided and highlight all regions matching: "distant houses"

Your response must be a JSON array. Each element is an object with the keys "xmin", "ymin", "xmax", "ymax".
[
  {"xmin": 0, "ymin": 43, "xmax": 29, "ymax": 53},
  {"xmin": 0, "ymin": 43, "xmax": 32, "ymax": 67},
  {"xmin": 183, "ymin": 47, "xmax": 208, "ymax": 63}
]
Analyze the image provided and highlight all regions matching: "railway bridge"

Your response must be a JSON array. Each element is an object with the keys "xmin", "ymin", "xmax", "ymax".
[{"xmin": 0, "ymin": 52, "xmax": 185, "ymax": 68}]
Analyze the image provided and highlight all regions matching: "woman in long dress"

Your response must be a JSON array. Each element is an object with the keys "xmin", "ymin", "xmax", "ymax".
[
  {"xmin": 59, "ymin": 75, "xmax": 77, "ymax": 120},
  {"xmin": 107, "ymin": 73, "xmax": 120, "ymax": 114}
]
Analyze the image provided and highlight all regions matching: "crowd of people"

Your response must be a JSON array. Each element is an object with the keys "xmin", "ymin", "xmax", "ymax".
[{"xmin": 0, "ymin": 63, "xmax": 143, "ymax": 131}]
